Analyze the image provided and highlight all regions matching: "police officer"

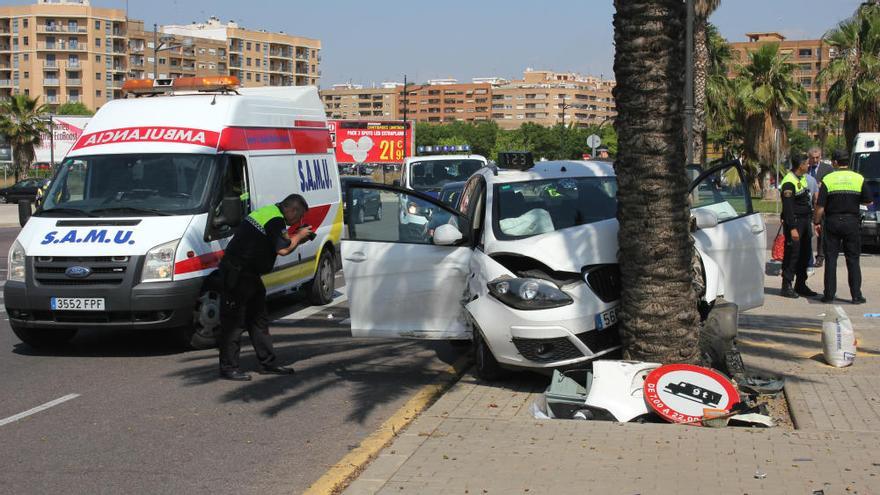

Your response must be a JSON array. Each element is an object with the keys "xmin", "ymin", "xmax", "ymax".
[
  {"xmin": 780, "ymin": 153, "xmax": 817, "ymax": 299},
  {"xmin": 217, "ymin": 194, "xmax": 314, "ymax": 381},
  {"xmin": 814, "ymin": 150, "xmax": 873, "ymax": 304}
]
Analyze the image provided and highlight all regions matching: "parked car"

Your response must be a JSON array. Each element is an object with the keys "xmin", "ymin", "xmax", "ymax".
[
  {"xmin": 342, "ymin": 155, "xmax": 766, "ymax": 379},
  {"xmin": 0, "ymin": 178, "xmax": 47, "ymax": 204},
  {"xmin": 852, "ymin": 133, "xmax": 880, "ymax": 247},
  {"xmin": 341, "ymin": 176, "xmax": 382, "ymax": 224}
]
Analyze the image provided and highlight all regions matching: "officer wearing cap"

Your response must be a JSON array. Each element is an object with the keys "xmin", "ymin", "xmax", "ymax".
[
  {"xmin": 814, "ymin": 149, "xmax": 874, "ymax": 304},
  {"xmin": 779, "ymin": 153, "xmax": 817, "ymax": 298}
]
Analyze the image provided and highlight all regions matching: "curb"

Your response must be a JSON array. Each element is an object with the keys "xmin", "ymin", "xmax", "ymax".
[{"xmin": 302, "ymin": 355, "xmax": 472, "ymax": 495}]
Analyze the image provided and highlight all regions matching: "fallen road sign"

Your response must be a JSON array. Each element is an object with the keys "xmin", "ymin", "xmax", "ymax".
[{"xmin": 643, "ymin": 364, "xmax": 739, "ymax": 424}]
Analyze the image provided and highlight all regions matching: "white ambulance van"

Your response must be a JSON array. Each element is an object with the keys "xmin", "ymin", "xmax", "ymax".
[{"xmin": 4, "ymin": 77, "xmax": 343, "ymax": 349}]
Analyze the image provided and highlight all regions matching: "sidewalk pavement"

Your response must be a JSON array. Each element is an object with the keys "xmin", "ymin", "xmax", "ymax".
[
  {"xmin": 341, "ymin": 254, "xmax": 880, "ymax": 495},
  {"xmin": 0, "ymin": 204, "xmax": 21, "ymax": 227}
]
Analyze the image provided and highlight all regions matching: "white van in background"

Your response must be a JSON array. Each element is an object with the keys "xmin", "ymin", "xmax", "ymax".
[
  {"xmin": 851, "ymin": 133, "xmax": 880, "ymax": 247},
  {"xmin": 5, "ymin": 77, "xmax": 343, "ymax": 349}
]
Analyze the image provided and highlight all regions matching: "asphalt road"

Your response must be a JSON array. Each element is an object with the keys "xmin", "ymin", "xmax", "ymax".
[{"xmin": 0, "ymin": 226, "xmax": 464, "ymax": 494}]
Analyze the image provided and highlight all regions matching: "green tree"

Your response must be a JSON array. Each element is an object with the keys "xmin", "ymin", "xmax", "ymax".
[
  {"xmin": 693, "ymin": 0, "xmax": 721, "ymax": 166},
  {"xmin": 734, "ymin": 42, "xmax": 807, "ymax": 195},
  {"xmin": 54, "ymin": 101, "xmax": 94, "ymax": 116},
  {"xmin": 818, "ymin": 2, "xmax": 880, "ymax": 152},
  {"xmin": 612, "ymin": 0, "xmax": 700, "ymax": 363},
  {"xmin": 787, "ymin": 128, "xmax": 815, "ymax": 157},
  {"xmin": 809, "ymin": 105, "xmax": 840, "ymax": 154},
  {"xmin": 705, "ymin": 25, "xmax": 741, "ymax": 159},
  {"xmin": 0, "ymin": 95, "xmax": 49, "ymax": 181}
]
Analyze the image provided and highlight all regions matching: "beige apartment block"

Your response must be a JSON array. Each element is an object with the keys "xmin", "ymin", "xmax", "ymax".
[
  {"xmin": 492, "ymin": 69, "xmax": 616, "ymax": 130},
  {"xmin": 396, "ymin": 80, "xmax": 493, "ymax": 123},
  {"xmin": 0, "ymin": 0, "xmax": 128, "ymax": 110},
  {"xmin": 320, "ymin": 83, "xmax": 399, "ymax": 120},
  {"xmin": 163, "ymin": 16, "xmax": 321, "ymax": 87},
  {"xmin": 729, "ymin": 32, "xmax": 833, "ymax": 134}
]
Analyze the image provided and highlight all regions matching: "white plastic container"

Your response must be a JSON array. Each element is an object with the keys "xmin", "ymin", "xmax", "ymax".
[{"xmin": 822, "ymin": 305, "xmax": 856, "ymax": 368}]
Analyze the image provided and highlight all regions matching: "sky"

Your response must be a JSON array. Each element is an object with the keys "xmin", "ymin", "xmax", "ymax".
[{"xmin": 9, "ymin": 0, "xmax": 866, "ymax": 86}]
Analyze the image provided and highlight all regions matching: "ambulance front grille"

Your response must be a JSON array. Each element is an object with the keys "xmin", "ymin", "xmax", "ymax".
[{"xmin": 32, "ymin": 256, "xmax": 129, "ymax": 286}]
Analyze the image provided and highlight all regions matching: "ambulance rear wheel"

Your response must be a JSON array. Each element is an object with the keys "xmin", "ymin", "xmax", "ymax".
[
  {"xmin": 11, "ymin": 324, "xmax": 76, "ymax": 349},
  {"xmin": 307, "ymin": 249, "xmax": 335, "ymax": 305}
]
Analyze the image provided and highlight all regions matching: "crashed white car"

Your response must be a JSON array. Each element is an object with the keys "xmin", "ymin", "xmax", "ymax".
[{"xmin": 342, "ymin": 155, "xmax": 765, "ymax": 379}]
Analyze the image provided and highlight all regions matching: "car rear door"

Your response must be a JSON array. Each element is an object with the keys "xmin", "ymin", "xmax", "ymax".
[
  {"xmin": 689, "ymin": 160, "xmax": 766, "ymax": 311},
  {"xmin": 342, "ymin": 183, "xmax": 472, "ymax": 339}
]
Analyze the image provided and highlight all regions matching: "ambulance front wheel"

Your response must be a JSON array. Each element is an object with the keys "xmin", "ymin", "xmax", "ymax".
[
  {"xmin": 184, "ymin": 285, "xmax": 222, "ymax": 350},
  {"xmin": 11, "ymin": 323, "xmax": 77, "ymax": 349},
  {"xmin": 307, "ymin": 249, "xmax": 335, "ymax": 305}
]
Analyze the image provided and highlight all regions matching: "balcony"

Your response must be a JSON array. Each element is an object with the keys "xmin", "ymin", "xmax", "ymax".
[
  {"xmin": 67, "ymin": 97, "xmax": 81, "ymax": 104},
  {"xmin": 295, "ymin": 52, "xmax": 309, "ymax": 61},
  {"xmin": 0, "ymin": 79, "xmax": 11, "ymax": 87},
  {"xmin": 66, "ymin": 78, "xmax": 82, "ymax": 86},
  {"xmin": 110, "ymin": 80, "xmax": 124, "ymax": 89},
  {"xmin": 45, "ymin": 95, "xmax": 59, "ymax": 104},
  {"xmin": 111, "ymin": 29, "xmax": 126, "ymax": 38},
  {"xmin": 44, "ymin": 78, "xmax": 60, "ymax": 86},
  {"xmin": 37, "ymin": 25, "xmax": 88, "ymax": 34},
  {"xmin": 112, "ymin": 65, "xmax": 126, "ymax": 72},
  {"xmin": 43, "ymin": 60, "xmax": 59, "ymax": 68},
  {"xmin": 38, "ymin": 42, "xmax": 86, "ymax": 52},
  {"xmin": 129, "ymin": 45, "xmax": 144, "ymax": 54},
  {"xmin": 68, "ymin": 61, "xmax": 81, "ymax": 69},
  {"xmin": 0, "ymin": 45, "xmax": 11, "ymax": 52},
  {"xmin": 111, "ymin": 46, "xmax": 127, "ymax": 55}
]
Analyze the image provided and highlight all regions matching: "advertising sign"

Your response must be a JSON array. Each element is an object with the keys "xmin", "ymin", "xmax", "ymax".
[
  {"xmin": 35, "ymin": 116, "xmax": 91, "ymax": 164},
  {"xmin": 643, "ymin": 364, "xmax": 739, "ymax": 424},
  {"xmin": 330, "ymin": 120, "xmax": 414, "ymax": 164}
]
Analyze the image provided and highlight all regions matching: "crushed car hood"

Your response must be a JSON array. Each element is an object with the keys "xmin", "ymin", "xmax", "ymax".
[{"xmin": 485, "ymin": 218, "xmax": 618, "ymax": 272}]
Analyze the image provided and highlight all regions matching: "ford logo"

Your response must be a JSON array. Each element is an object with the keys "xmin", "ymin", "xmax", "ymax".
[{"xmin": 65, "ymin": 266, "xmax": 92, "ymax": 279}]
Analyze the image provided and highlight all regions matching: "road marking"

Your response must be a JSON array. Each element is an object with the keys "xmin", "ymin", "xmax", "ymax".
[
  {"xmin": 278, "ymin": 289, "xmax": 347, "ymax": 321},
  {"xmin": 0, "ymin": 394, "xmax": 80, "ymax": 427},
  {"xmin": 302, "ymin": 356, "xmax": 471, "ymax": 495}
]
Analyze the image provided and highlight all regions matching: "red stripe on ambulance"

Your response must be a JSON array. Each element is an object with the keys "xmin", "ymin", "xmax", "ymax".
[
  {"xmin": 217, "ymin": 127, "xmax": 331, "ymax": 153},
  {"xmin": 72, "ymin": 126, "xmax": 220, "ymax": 150}
]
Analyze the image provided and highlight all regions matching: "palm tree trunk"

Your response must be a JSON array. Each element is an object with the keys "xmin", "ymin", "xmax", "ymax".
[
  {"xmin": 613, "ymin": 0, "xmax": 701, "ymax": 364},
  {"xmin": 693, "ymin": 17, "xmax": 709, "ymax": 167}
]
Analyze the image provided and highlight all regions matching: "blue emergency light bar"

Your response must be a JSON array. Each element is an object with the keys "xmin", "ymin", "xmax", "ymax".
[{"xmin": 417, "ymin": 144, "xmax": 471, "ymax": 154}]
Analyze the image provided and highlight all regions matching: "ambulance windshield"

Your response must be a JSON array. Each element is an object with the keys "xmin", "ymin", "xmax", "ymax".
[{"xmin": 39, "ymin": 153, "xmax": 218, "ymax": 216}]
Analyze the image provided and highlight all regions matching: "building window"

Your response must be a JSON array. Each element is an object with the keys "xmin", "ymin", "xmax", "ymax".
[
  {"xmin": 95, "ymin": 38, "xmax": 101, "ymax": 47},
  {"xmin": 96, "ymin": 72, "xmax": 101, "ymax": 80},
  {"xmin": 246, "ymin": 57, "xmax": 251, "ymax": 66},
  {"xmin": 23, "ymin": 54, "xmax": 28, "ymax": 61},
  {"xmin": 96, "ymin": 89, "xmax": 102, "ymax": 97},
  {"xmin": 22, "ymin": 19, "xmax": 28, "ymax": 28},
  {"xmin": 95, "ymin": 55, "xmax": 101, "ymax": 62},
  {"xmin": 246, "ymin": 72, "xmax": 252, "ymax": 81},
  {"xmin": 797, "ymin": 120, "xmax": 810, "ymax": 130},
  {"xmin": 246, "ymin": 41, "xmax": 251, "ymax": 50},
  {"xmin": 22, "ymin": 36, "xmax": 28, "ymax": 46},
  {"xmin": 255, "ymin": 43, "xmax": 260, "ymax": 51},
  {"xmin": 255, "ymin": 73, "xmax": 260, "ymax": 82},
  {"xmin": 799, "ymin": 48, "xmax": 813, "ymax": 58},
  {"xmin": 23, "ymin": 71, "xmax": 28, "ymax": 78},
  {"xmin": 95, "ymin": 20, "xmax": 100, "ymax": 30}
]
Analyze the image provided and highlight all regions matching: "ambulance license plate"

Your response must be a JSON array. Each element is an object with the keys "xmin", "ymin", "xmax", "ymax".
[
  {"xmin": 594, "ymin": 306, "xmax": 619, "ymax": 330},
  {"xmin": 51, "ymin": 297, "xmax": 105, "ymax": 311}
]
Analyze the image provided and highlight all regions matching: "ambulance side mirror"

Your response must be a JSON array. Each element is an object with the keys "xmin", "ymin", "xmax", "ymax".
[{"xmin": 213, "ymin": 197, "xmax": 242, "ymax": 228}]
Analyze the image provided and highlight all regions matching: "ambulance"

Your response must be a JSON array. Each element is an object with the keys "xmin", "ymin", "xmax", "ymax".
[{"xmin": 4, "ymin": 76, "xmax": 343, "ymax": 349}]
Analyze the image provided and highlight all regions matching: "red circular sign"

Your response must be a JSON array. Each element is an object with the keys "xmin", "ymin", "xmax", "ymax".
[{"xmin": 643, "ymin": 364, "xmax": 739, "ymax": 424}]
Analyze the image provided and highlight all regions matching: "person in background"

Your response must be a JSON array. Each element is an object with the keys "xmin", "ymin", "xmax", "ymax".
[
  {"xmin": 814, "ymin": 150, "xmax": 873, "ymax": 304},
  {"xmin": 779, "ymin": 153, "xmax": 817, "ymax": 299},
  {"xmin": 807, "ymin": 147, "xmax": 834, "ymax": 267}
]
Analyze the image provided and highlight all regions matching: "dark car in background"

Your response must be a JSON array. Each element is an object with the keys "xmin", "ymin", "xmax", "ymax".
[
  {"xmin": 341, "ymin": 176, "xmax": 382, "ymax": 224},
  {"xmin": 0, "ymin": 178, "xmax": 49, "ymax": 204},
  {"xmin": 427, "ymin": 181, "xmax": 467, "ymax": 238}
]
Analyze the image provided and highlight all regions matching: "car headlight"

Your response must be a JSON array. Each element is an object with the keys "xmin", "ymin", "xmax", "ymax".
[
  {"xmin": 141, "ymin": 239, "xmax": 179, "ymax": 283},
  {"xmin": 407, "ymin": 201, "xmax": 432, "ymax": 217},
  {"xmin": 352, "ymin": 198, "xmax": 358, "ymax": 206},
  {"xmin": 487, "ymin": 277, "xmax": 573, "ymax": 310},
  {"xmin": 8, "ymin": 240, "xmax": 25, "ymax": 282}
]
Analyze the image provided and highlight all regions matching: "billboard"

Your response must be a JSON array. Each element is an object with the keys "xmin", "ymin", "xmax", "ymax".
[
  {"xmin": 329, "ymin": 120, "xmax": 414, "ymax": 164},
  {"xmin": 34, "ymin": 116, "xmax": 91, "ymax": 164}
]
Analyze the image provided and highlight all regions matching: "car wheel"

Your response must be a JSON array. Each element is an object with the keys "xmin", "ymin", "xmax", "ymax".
[
  {"xmin": 471, "ymin": 322, "xmax": 507, "ymax": 381},
  {"xmin": 356, "ymin": 207, "xmax": 365, "ymax": 224},
  {"xmin": 307, "ymin": 249, "xmax": 335, "ymax": 305},
  {"xmin": 182, "ymin": 287, "xmax": 222, "ymax": 350},
  {"xmin": 375, "ymin": 205, "xmax": 383, "ymax": 221},
  {"xmin": 11, "ymin": 323, "xmax": 76, "ymax": 349}
]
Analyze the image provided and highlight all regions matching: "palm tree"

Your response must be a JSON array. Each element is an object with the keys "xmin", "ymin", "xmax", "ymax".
[
  {"xmin": 809, "ymin": 105, "xmax": 840, "ymax": 153},
  {"xmin": 612, "ymin": 0, "xmax": 700, "ymax": 364},
  {"xmin": 818, "ymin": 3, "xmax": 880, "ymax": 152},
  {"xmin": 693, "ymin": 0, "xmax": 721, "ymax": 166},
  {"xmin": 0, "ymin": 95, "xmax": 49, "ymax": 181},
  {"xmin": 734, "ymin": 43, "xmax": 807, "ymax": 195},
  {"xmin": 705, "ymin": 24, "xmax": 739, "ymax": 159}
]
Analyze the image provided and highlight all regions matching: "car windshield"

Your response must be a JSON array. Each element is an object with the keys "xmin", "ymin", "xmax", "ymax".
[
  {"xmin": 409, "ymin": 159, "xmax": 483, "ymax": 193},
  {"xmin": 854, "ymin": 151, "xmax": 880, "ymax": 179},
  {"xmin": 38, "ymin": 153, "xmax": 218, "ymax": 217},
  {"xmin": 494, "ymin": 177, "xmax": 617, "ymax": 239}
]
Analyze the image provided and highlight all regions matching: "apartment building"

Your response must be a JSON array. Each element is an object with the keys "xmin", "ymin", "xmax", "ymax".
[
  {"xmin": 729, "ymin": 32, "xmax": 832, "ymax": 133},
  {"xmin": 321, "ymin": 83, "xmax": 399, "ymax": 120},
  {"xmin": 397, "ymin": 80, "xmax": 493, "ymax": 123},
  {"xmin": 127, "ymin": 20, "xmax": 227, "ymax": 81},
  {"xmin": 0, "ymin": 0, "xmax": 128, "ymax": 109},
  {"xmin": 163, "ymin": 17, "xmax": 321, "ymax": 87},
  {"xmin": 491, "ymin": 69, "xmax": 616, "ymax": 130}
]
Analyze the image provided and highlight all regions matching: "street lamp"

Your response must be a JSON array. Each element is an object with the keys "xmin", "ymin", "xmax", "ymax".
[
  {"xmin": 153, "ymin": 23, "xmax": 192, "ymax": 79},
  {"xmin": 559, "ymin": 100, "xmax": 573, "ymax": 158}
]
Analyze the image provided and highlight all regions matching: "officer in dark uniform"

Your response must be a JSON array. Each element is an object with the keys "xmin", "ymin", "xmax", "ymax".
[
  {"xmin": 217, "ymin": 194, "xmax": 315, "ymax": 381},
  {"xmin": 779, "ymin": 153, "xmax": 817, "ymax": 298},
  {"xmin": 814, "ymin": 150, "xmax": 874, "ymax": 304}
]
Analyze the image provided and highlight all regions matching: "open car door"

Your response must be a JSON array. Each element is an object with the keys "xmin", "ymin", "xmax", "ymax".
[
  {"xmin": 689, "ymin": 160, "xmax": 766, "ymax": 311},
  {"xmin": 342, "ymin": 183, "xmax": 473, "ymax": 339}
]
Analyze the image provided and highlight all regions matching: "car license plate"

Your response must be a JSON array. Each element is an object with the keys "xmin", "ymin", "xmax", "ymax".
[
  {"xmin": 51, "ymin": 297, "xmax": 105, "ymax": 311},
  {"xmin": 595, "ymin": 306, "xmax": 619, "ymax": 330}
]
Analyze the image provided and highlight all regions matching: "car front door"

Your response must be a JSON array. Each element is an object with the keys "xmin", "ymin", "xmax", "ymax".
[
  {"xmin": 689, "ymin": 160, "xmax": 766, "ymax": 311},
  {"xmin": 342, "ymin": 183, "xmax": 473, "ymax": 339}
]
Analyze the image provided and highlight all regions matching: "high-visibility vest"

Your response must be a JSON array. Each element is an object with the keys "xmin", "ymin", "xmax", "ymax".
[
  {"xmin": 823, "ymin": 169, "xmax": 864, "ymax": 195},
  {"xmin": 246, "ymin": 203, "xmax": 283, "ymax": 235},
  {"xmin": 780, "ymin": 172, "xmax": 809, "ymax": 197}
]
